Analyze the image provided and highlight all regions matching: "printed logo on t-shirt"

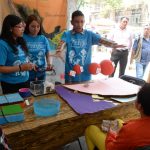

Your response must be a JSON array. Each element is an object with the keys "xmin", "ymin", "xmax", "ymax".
[
  {"xmin": 69, "ymin": 38, "xmax": 88, "ymax": 66},
  {"xmin": 27, "ymin": 42, "xmax": 45, "ymax": 51},
  {"xmin": 69, "ymin": 49, "xmax": 87, "ymax": 66},
  {"xmin": 29, "ymin": 50, "xmax": 45, "ymax": 68},
  {"xmin": 71, "ymin": 38, "xmax": 87, "ymax": 48}
]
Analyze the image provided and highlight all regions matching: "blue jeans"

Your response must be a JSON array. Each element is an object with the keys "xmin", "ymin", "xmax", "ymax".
[{"xmin": 136, "ymin": 62, "xmax": 147, "ymax": 79}]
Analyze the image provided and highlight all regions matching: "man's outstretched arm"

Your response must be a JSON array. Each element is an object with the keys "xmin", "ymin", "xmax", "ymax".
[{"xmin": 100, "ymin": 37, "xmax": 126, "ymax": 49}]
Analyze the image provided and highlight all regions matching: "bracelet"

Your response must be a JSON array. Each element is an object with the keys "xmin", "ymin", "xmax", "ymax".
[{"xmin": 19, "ymin": 64, "xmax": 22, "ymax": 72}]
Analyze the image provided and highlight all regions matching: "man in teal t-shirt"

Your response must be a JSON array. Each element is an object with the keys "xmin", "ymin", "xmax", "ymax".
[
  {"xmin": 57, "ymin": 10, "xmax": 124, "ymax": 83},
  {"xmin": 61, "ymin": 29, "xmax": 101, "ymax": 82}
]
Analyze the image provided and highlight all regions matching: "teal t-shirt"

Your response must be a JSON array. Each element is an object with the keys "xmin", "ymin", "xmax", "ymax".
[
  {"xmin": 23, "ymin": 34, "xmax": 51, "ymax": 81},
  {"xmin": 0, "ymin": 39, "xmax": 29, "ymax": 84},
  {"xmin": 61, "ymin": 30, "xmax": 101, "ymax": 82}
]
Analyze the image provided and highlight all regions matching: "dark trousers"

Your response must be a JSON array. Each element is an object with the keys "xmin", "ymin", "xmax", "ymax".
[
  {"xmin": 110, "ymin": 49, "xmax": 128, "ymax": 77},
  {"xmin": 1, "ymin": 81, "xmax": 30, "ymax": 94}
]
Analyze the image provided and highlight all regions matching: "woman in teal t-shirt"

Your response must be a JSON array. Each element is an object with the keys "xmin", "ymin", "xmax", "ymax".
[
  {"xmin": 24, "ymin": 14, "xmax": 52, "ymax": 81},
  {"xmin": 0, "ymin": 15, "xmax": 35, "ymax": 94}
]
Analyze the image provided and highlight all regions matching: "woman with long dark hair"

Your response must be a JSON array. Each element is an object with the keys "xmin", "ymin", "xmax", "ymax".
[{"xmin": 0, "ymin": 14, "xmax": 35, "ymax": 94}]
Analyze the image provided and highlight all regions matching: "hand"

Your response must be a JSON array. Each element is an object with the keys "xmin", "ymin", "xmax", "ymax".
[
  {"xmin": 129, "ymin": 63, "xmax": 135, "ymax": 70},
  {"xmin": 101, "ymin": 119, "xmax": 120, "ymax": 133},
  {"xmin": 55, "ymin": 50, "xmax": 62, "ymax": 57},
  {"xmin": 46, "ymin": 64, "xmax": 53, "ymax": 71},
  {"xmin": 129, "ymin": 58, "xmax": 134, "ymax": 70},
  {"xmin": 20, "ymin": 63, "xmax": 36, "ymax": 71},
  {"xmin": 57, "ymin": 40, "xmax": 65, "ymax": 49},
  {"xmin": 54, "ymin": 50, "xmax": 65, "ymax": 62},
  {"xmin": 101, "ymin": 120, "xmax": 111, "ymax": 132},
  {"xmin": 109, "ymin": 119, "xmax": 120, "ymax": 133}
]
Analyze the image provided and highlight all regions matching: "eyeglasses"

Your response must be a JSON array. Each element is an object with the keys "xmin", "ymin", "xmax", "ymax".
[
  {"xmin": 14, "ymin": 25, "xmax": 24, "ymax": 28},
  {"xmin": 13, "ymin": 25, "xmax": 24, "ymax": 32}
]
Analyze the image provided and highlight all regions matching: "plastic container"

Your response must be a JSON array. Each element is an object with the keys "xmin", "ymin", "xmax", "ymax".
[
  {"xmin": 33, "ymin": 99, "xmax": 60, "ymax": 117},
  {"xmin": 30, "ymin": 80, "xmax": 44, "ymax": 95},
  {"xmin": 19, "ymin": 88, "xmax": 31, "ymax": 98}
]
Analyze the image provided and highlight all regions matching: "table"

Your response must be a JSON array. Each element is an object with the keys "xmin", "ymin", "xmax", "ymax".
[{"xmin": 2, "ymin": 93, "xmax": 140, "ymax": 150}]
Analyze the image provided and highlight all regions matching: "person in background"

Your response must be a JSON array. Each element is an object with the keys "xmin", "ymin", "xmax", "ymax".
[
  {"xmin": 85, "ymin": 83, "xmax": 150, "ymax": 150},
  {"xmin": 24, "ymin": 14, "xmax": 52, "ymax": 81},
  {"xmin": 0, "ymin": 14, "xmax": 35, "ymax": 94},
  {"xmin": 56, "ymin": 10, "xmax": 125, "ymax": 83},
  {"xmin": 130, "ymin": 24, "xmax": 150, "ymax": 79},
  {"xmin": 109, "ymin": 17, "xmax": 133, "ymax": 77}
]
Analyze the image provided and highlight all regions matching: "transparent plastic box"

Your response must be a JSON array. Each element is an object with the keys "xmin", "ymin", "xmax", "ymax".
[{"xmin": 30, "ymin": 80, "xmax": 44, "ymax": 96}]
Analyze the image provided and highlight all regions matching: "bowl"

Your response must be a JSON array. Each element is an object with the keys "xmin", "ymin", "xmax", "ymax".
[
  {"xmin": 33, "ymin": 99, "xmax": 60, "ymax": 117},
  {"xmin": 19, "ymin": 88, "xmax": 31, "ymax": 98}
]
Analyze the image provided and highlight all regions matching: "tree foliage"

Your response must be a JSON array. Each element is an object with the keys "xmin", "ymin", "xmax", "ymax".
[
  {"xmin": 77, "ymin": 0, "xmax": 88, "ymax": 9},
  {"xmin": 77, "ymin": 0, "xmax": 122, "ymax": 10},
  {"xmin": 105, "ymin": 0, "xmax": 122, "ymax": 9}
]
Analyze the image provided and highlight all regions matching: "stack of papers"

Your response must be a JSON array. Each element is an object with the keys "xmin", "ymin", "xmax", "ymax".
[{"xmin": 111, "ymin": 96, "xmax": 137, "ymax": 103}]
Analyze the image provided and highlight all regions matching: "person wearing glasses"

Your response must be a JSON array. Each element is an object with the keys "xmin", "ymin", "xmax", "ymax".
[{"xmin": 0, "ymin": 14, "xmax": 35, "ymax": 94}]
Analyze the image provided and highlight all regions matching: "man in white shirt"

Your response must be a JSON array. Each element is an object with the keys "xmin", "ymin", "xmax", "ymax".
[{"xmin": 109, "ymin": 17, "xmax": 133, "ymax": 77}]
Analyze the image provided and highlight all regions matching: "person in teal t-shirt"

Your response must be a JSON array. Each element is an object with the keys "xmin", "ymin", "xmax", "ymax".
[
  {"xmin": 56, "ymin": 10, "xmax": 124, "ymax": 83},
  {"xmin": 0, "ymin": 15, "xmax": 35, "ymax": 94},
  {"xmin": 24, "ymin": 14, "xmax": 52, "ymax": 81}
]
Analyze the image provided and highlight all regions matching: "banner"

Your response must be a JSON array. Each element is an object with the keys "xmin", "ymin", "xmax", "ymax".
[{"xmin": 13, "ymin": 0, "xmax": 67, "ymax": 34}]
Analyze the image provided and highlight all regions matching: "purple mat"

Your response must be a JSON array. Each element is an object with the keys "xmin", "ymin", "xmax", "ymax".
[{"xmin": 55, "ymin": 86, "xmax": 115, "ymax": 114}]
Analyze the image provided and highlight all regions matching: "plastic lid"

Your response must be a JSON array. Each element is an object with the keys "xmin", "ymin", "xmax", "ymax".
[
  {"xmin": 33, "ymin": 99, "xmax": 60, "ymax": 117},
  {"xmin": 19, "ymin": 88, "xmax": 30, "ymax": 92}
]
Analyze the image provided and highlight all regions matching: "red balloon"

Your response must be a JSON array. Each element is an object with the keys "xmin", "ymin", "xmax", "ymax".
[
  {"xmin": 88, "ymin": 63, "xmax": 101, "ymax": 75},
  {"xmin": 73, "ymin": 64, "xmax": 82, "ymax": 75},
  {"xmin": 100, "ymin": 60, "xmax": 114, "ymax": 75}
]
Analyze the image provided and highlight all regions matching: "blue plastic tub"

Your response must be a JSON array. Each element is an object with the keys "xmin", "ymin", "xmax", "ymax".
[{"xmin": 33, "ymin": 99, "xmax": 60, "ymax": 117}]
